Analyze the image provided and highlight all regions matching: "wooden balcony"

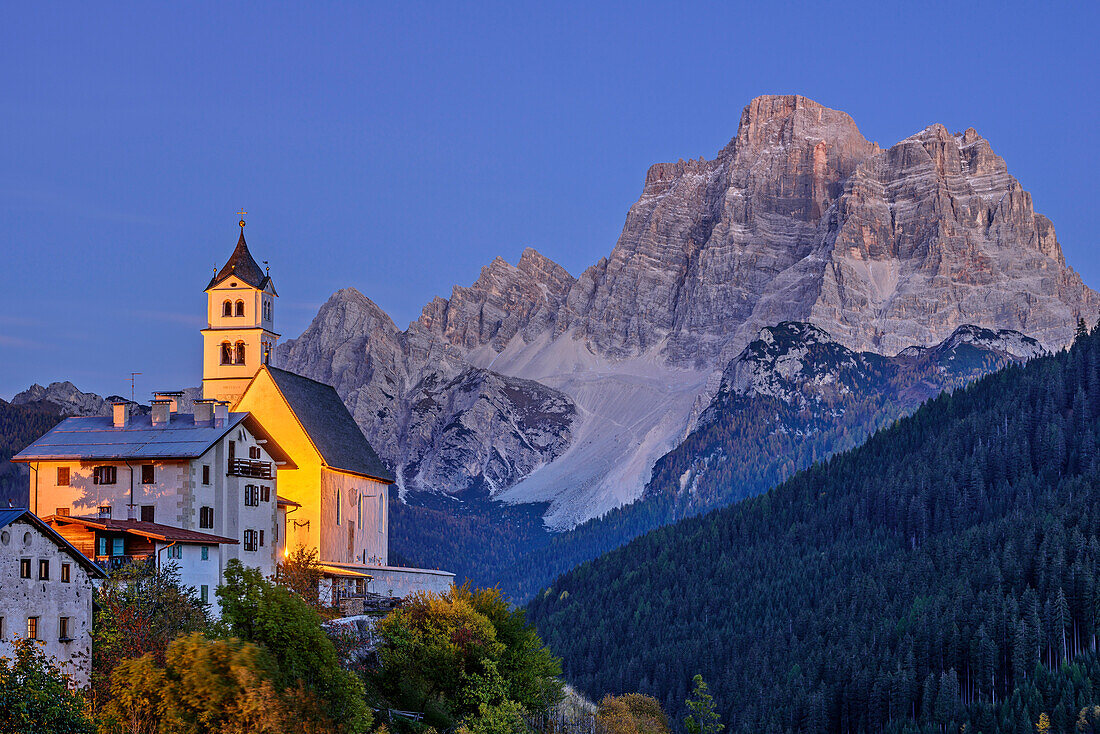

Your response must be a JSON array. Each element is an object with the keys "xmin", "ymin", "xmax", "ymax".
[{"xmin": 228, "ymin": 458, "xmax": 272, "ymax": 479}]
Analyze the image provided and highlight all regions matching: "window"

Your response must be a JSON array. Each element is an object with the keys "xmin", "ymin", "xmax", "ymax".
[
  {"xmin": 202, "ymin": 464, "xmax": 211, "ymax": 485},
  {"xmin": 60, "ymin": 563, "xmax": 70, "ymax": 583},
  {"xmin": 56, "ymin": 467, "xmax": 70, "ymax": 486},
  {"xmin": 260, "ymin": 485, "xmax": 270, "ymax": 502},
  {"xmin": 200, "ymin": 585, "xmax": 209, "ymax": 603},
  {"xmin": 38, "ymin": 560, "xmax": 49, "ymax": 580},
  {"xmin": 199, "ymin": 506, "xmax": 214, "ymax": 529},
  {"xmin": 235, "ymin": 300, "xmax": 245, "ymax": 317},
  {"xmin": 58, "ymin": 617, "xmax": 70, "ymax": 641},
  {"xmin": 111, "ymin": 538, "xmax": 124, "ymax": 556},
  {"xmin": 0, "ymin": 618, "xmax": 4, "ymax": 638},
  {"xmin": 221, "ymin": 342, "xmax": 233, "ymax": 365},
  {"xmin": 248, "ymin": 445, "xmax": 261, "ymax": 459},
  {"xmin": 379, "ymin": 493, "xmax": 385, "ymax": 533},
  {"xmin": 336, "ymin": 491, "xmax": 341, "ymax": 526},
  {"xmin": 166, "ymin": 544, "xmax": 181, "ymax": 559},
  {"xmin": 27, "ymin": 617, "xmax": 38, "ymax": 640},
  {"xmin": 141, "ymin": 465, "xmax": 154, "ymax": 484},
  {"xmin": 55, "ymin": 507, "xmax": 70, "ymax": 517},
  {"xmin": 140, "ymin": 505, "xmax": 155, "ymax": 522},
  {"xmin": 97, "ymin": 537, "xmax": 107, "ymax": 556},
  {"xmin": 259, "ymin": 529, "xmax": 265, "ymax": 547},
  {"xmin": 243, "ymin": 530, "xmax": 257, "ymax": 552},
  {"xmin": 19, "ymin": 559, "xmax": 30, "ymax": 578},
  {"xmin": 200, "ymin": 545, "xmax": 209, "ymax": 561},
  {"xmin": 222, "ymin": 300, "xmax": 233, "ymax": 317},
  {"xmin": 229, "ymin": 441, "xmax": 236, "ymax": 461},
  {"xmin": 357, "ymin": 493, "xmax": 362, "ymax": 526},
  {"xmin": 235, "ymin": 341, "xmax": 246, "ymax": 365},
  {"xmin": 244, "ymin": 485, "xmax": 259, "ymax": 507},
  {"xmin": 93, "ymin": 466, "xmax": 117, "ymax": 485}
]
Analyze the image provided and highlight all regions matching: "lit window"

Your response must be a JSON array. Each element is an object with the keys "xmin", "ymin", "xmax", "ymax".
[
  {"xmin": 27, "ymin": 616, "xmax": 38, "ymax": 640},
  {"xmin": 38, "ymin": 560, "xmax": 49, "ymax": 580},
  {"xmin": 235, "ymin": 300, "xmax": 245, "ymax": 317},
  {"xmin": 60, "ymin": 563, "xmax": 70, "ymax": 583},
  {"xmin": 19, "ymin": 559, "xmax": 30, "ymax": 578},
  {"xmin": 56, "ymin": 467, "xmax": 70, "ymax": 486},
  {"xmin": 222, "ymin": 300, "xmax": 233, "ymax": 317}
]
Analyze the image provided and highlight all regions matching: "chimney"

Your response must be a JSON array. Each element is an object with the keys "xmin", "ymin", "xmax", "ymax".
[
  {"xmin": 194, "ymin": 400, "xmax": 214, "ymax": 425},
  {"xmin": 111, "ymin": 400, "xmax": 130, "ymax": 428},
  {"xmin": 153, "ymin": 391, "xmax": 181, "ymax": 412},
  {"xmin": 214, "ymin": 402, "xmax": 229, "ymax": 427},
  {"xmin": 151, "ymin": 399, "xmax": 171, "ymax": 427}
]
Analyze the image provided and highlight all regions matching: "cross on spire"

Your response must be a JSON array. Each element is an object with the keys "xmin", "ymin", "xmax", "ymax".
[{"xmin": 237, "ymin": 209, "xmax": 247, "ymax": 228}]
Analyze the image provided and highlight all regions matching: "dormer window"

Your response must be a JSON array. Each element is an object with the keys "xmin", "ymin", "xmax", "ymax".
[
  {"xmin": 235, "ymin": 342, "xmax": 246, "ymax": 365},
  {"xmin": 235, "ymin": 300, "xmax": 245, "ymax": 317},
  {"xmin": 222, "ymin": 300, "xmax": 233, "ymax": 317},
  {"xmin": 221, "ymin": 342, "xmax": 233, "ymax": 365}
]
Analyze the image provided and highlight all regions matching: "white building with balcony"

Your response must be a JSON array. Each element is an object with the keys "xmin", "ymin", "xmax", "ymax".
[{"xmin": 12, "ymin": 397, "xmax": 294, "ymax": 613}]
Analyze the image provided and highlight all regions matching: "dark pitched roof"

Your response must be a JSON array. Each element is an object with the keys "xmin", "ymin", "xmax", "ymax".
[
  {"xmin": 0, "ymin": 509, "xmax": 107, "ymax": 577},
  {"xmin": 206, "ymin": 230, "xmax": 274, "ymax": 292},
  {"xmin": 265, "ymin": 366, "xmax": 394, "ymax": 482},
  {"xmin": 47, "ymin": 515, "xmax": 239, "ymax": 545}
]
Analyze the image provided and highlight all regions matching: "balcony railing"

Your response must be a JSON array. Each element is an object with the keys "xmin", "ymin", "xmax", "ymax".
[
  {"xmin": 94, "ymin": 554, "xmax": 153, "ymax": 572},
  {"xmin": 229, "ymin": 459, "xmax": 272, "ymax": 479}
]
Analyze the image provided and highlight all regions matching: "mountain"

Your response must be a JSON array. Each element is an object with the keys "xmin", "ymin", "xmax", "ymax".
[
  {"xmin": 463, "ymin": 322, "xmax": 1044, "ymax": 599},
  {"xmin": 528, "ymin": 326, "xmax": 1100, "ymax": 734},
  {"xmin": 280, "ymin": 94, "xmax": 1096, "ymax": 536}
]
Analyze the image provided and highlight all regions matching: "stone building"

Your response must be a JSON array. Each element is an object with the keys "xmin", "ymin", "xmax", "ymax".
[{"xmin": 0, "ymin": 508, "xmax": 105, "ymax": 686}]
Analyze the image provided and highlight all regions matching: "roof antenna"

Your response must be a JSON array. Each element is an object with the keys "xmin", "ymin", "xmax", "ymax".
[{"xmin": 129, "ymin": 372, "xmax": 142, "ymax": 414}]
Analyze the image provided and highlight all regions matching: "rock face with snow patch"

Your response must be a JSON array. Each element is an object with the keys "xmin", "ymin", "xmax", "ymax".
[{"xmin": 280, "ymin": 94, "xmax": 1095, "ymax": 528}]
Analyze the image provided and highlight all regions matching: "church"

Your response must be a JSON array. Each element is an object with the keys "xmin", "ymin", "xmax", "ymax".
[{"xmin": 14, "ymin": 218, "xmax": 452, "ymax": 612}]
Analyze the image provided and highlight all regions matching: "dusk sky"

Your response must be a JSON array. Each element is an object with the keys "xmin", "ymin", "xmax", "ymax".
[{"xmin": 2, "ymin": 2, "xmax": 1097, "ymax": 400}]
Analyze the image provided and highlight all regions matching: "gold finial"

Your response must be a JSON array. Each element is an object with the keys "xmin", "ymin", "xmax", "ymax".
[{"xmin": 237, "ymin": 209, "xmax": 247, "ymax": 228}]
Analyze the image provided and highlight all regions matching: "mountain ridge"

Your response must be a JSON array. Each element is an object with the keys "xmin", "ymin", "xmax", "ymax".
[{"xmin": 279, "ymin": 94, "xmax": 1095, "ymax": 530}]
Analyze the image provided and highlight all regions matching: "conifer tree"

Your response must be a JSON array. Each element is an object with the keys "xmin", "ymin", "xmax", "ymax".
[{"xmin": 683, "ymin": 674, "xmax": 723, "ymax": 734}]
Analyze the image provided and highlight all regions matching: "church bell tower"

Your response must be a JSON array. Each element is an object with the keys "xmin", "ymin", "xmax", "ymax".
[{"xmin": 201, "ymin": 214, "xmax": 279, "ymax": 404}]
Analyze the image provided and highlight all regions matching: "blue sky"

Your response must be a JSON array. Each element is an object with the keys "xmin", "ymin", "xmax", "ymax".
[{"xmin": 1, "ymin": 2, "xmax": 1097, "ymax": 399}]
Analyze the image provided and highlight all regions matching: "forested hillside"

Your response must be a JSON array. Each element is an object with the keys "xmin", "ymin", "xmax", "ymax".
[
  {"xmin": 0, "ymin": 397, "xmax": 63, "ymax": 506},
  {"xmin": 528, "ymin": 322, "xmax": 1100, "ymax": 733}
]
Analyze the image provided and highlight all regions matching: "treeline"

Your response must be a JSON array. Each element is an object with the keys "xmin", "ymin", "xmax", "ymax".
[{"xmin": 528, "ymin": 324, "xmax": 1100, "ymax": 733}]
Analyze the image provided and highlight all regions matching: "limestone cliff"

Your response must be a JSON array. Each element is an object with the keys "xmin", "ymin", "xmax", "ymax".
[{"xmin": 280, "ymin": 95, "xmax": 1096, "ymax": 526}]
